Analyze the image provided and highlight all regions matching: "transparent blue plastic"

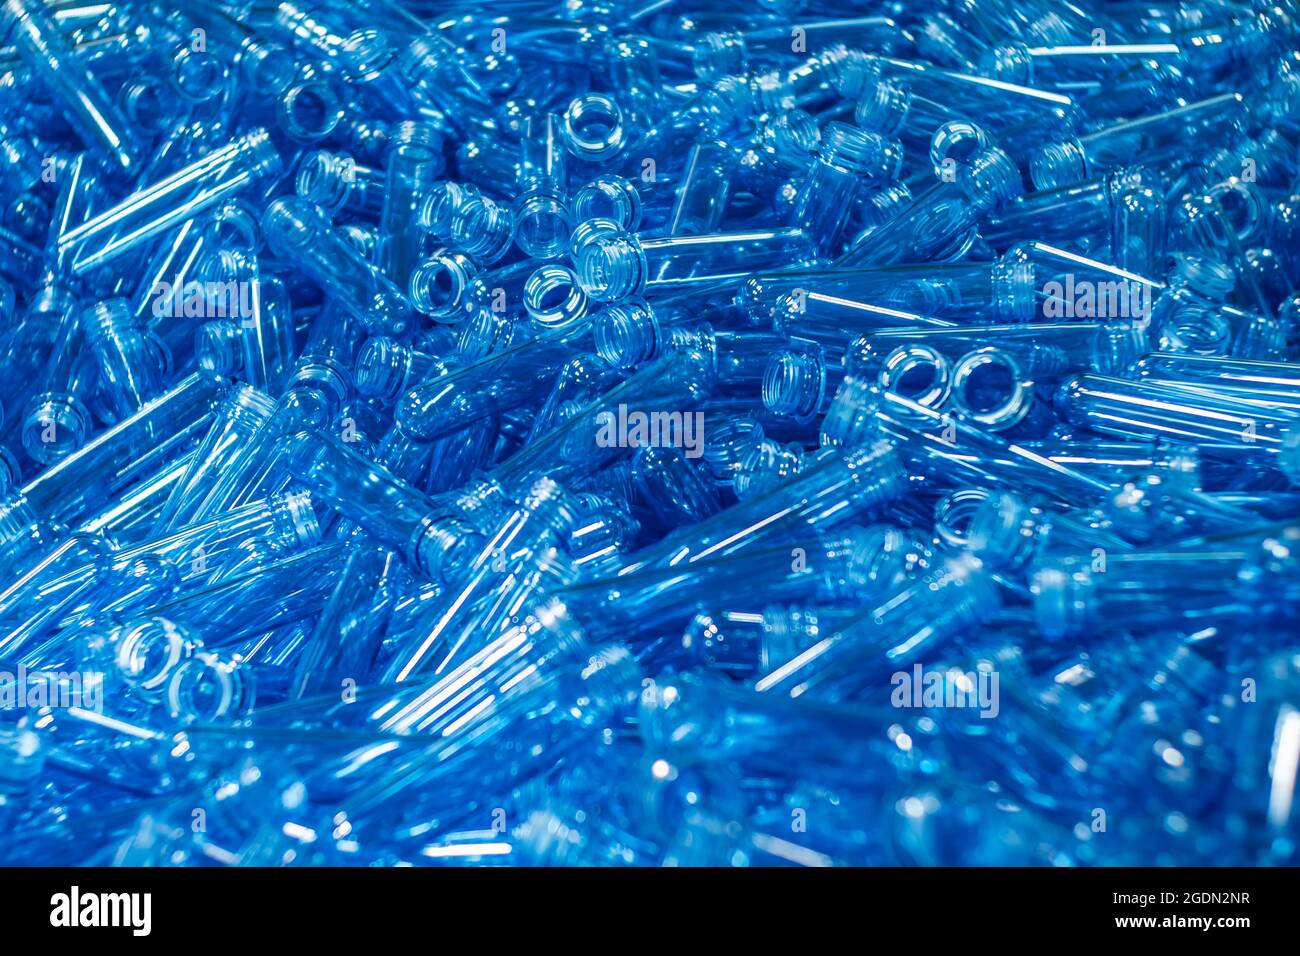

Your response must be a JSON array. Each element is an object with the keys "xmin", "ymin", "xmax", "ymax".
[
  {"xmin": 263, "ymin": 198, "xmax": 412, "ymax": 337},
  {"xmin": 2, "ymin": 0, "xmax": 143, "ymax": 171},
  {"xmin": 61, "ymin": 129, "xmax": 283, "ymax": 275},
  {"xmin": 576, "ymin": 226, "xmax": 816, "ymax": 301}
]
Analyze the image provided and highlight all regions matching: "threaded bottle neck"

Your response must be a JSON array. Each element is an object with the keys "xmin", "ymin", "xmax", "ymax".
[
  {"xmin": 390, "ymin": 119, "xmax": 442, "ymax": 153},
  {"xmin": 1158, "ymin": 305, "xmax": 1231, "ymax": 355},
  {"xmin": 933, "ymin": 488, "xmax": 991, "ymax": 551},
  {"xmin": 409, "ymin": 251, "xmax": 478, "ymax": 319},
  {"xmin": 240, "ymin": 126, "xmax": 283, "ymax": 178},
  {"xmin": 452, "ymin": 195, "xmax": 514, "ymax": 263},
  {"xmin": 81, "ymin": 298, "xmax": 138, "ymax": 343},
  {"xmin": 340, "ymin": 28, "xmax": 395, "ymax": 82},
  {"xmin": 263, "ymin": 197, "xmax": 320, "ymax": 251},
  {"xmin": 567, "ymin": 642, "xmax": 639, "ymax": 719},
  {"xmin": 839, "ymin": 524, "xmax": 917, "ymax": 596},
  {"xmin": 761, "ymin": 604, "xmax": 825, "ymax": 673},
  {"xmin": 967, "ymin": 493, "xmax": 1041, "ymax": 570},
  {"xmin": 698, "ymin": 75, "xmax": 753, "ymax": 133},
  {"xmin": 278, "ymin": 76, "xmax": 346, "ymax": 142},
  {"xmin": 733, "ymin": 438, "xmax": 803, "ymax": 499},
  {"xmin": 1091, "ymin": 322, "xmax": 1148, "ymax": 376},
  {"xmin": 855, "ymin": 80, "xmax": 911, "ymax": 136},
  {"xmin": 840, "ymin": 440, "xmax": 907, "ymax": 510},
  {"xmin": 819, "ymin": 122, "xmax": 900, "ymax": 181},
  {"xmin": 272, "ymin": 491, "xmax": 320, "ymax": 550},
  {"xmin": 524, "ymin": 264, "xmax": 589, "ymax": 331},
  {"xmin": 962, "ymin": 147, "xmax": 1024, "ymax": 211},
  {"xmin": 834, "ymin": 49, "xmax": 885, "ymax": 99},
  {"xmin": 23, "ymin": 391, "xmax": 91, "ymax": 465},
  {"xmin": 576, "ymin": 231, "xmax": 647, "ymax": 302},
  {"xmin": 1032, "ymin": 560, "xmax": 1093, "ymax": 640},
  {"xmin": 398, "ymin": 34, "xmax": 457, "ymax": 83},
  {"xmin": 983, "ymin": 43, "xmax": 1032, "ymax": 84},
  {"xmin": 768, "ymin": 109, "xmax": 821, "ymax": 165},
  {"xmin": 111, "ymin": 616, "xmax": 202, "ymax": 698},
  {"xmin": 1030, "ymin": 139, "xmax": 1087, "ymax": 192},
  {"xmin": 563, "ymin": 93, "xmax": 627, "ymax": 161},
  {"xmin": 992, "ymin": 254, "xmax": 1037, "ymax": 323},
  {"xmin": 412, "ymin": 514, "xmax": 485, "ymax": 583},
  {"xmin": 1167, "ymin": 254, "xmax": 1235, "ymax": 299},
  {"xmin": 573, "ymin": 176, "xmax": 642, "ymax": 232},
  {"xmin": 694, "ymin": 30, "xmax": 745, "ymax": 80},
  {"xmin": 512, "ymin": 190, "xmax": 573, "ymax": 261},
  {"xmin": 456, "ymin": 309, "xmax": 514, "ymax": 359},
  {"xmin": 355, "ymin": 336, "xmax": 414, "ymax": 401},
  {"xmin": 878, "ymin": 344, "xmax": 952, "ymax": 410},
  {"xmin": 593, "ymin": 299, "xmax": 657, "ymax": 368},
  {"xmin": 950, "ymin": 347, "xmax": 1034, "ymax": 431},
  {"xmin": 820, "ymin": 375, "xmax": 881, "ymax": 448},
  {"xmin": 166, "ymin": 652, "xmax": 253, "ymax": 722},
  {"xmin": 242, "ymin": 40, "xmax": 296, "ymax": 94},
  {"xmin": 518, "ymin": 476, "xmax": 577, "ymax": 535},
  {"xmin": 296, "ymin": 151, "xmax": 356, "ymax": 212},
  {"xmin": 220, "ymin": 383, "xmax": 277, "ymax": 429},
  {"xmin": 420, "ymin": 182, "xmax": 482, "ymax": 236},
  {"xmin": 762, "ymin": 348, "xmax": 825, "ymax": 422}
]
